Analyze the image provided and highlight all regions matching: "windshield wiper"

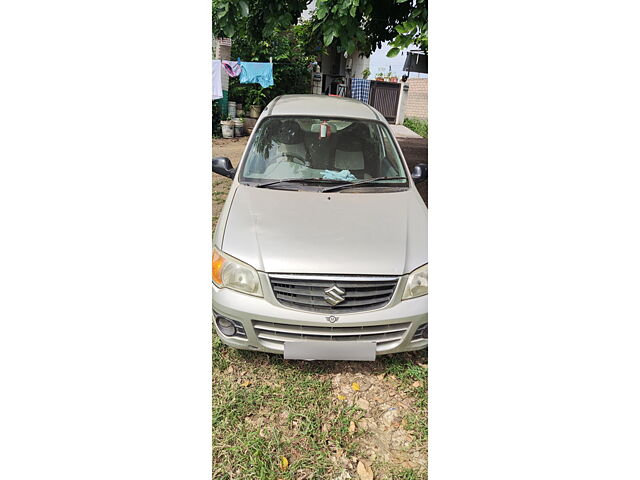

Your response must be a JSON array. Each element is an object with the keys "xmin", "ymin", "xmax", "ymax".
[
  {"xmin": 254, "ymin": 178, "xmax": 344, "ymax": 189},
  {"xmin": 321, "ymin": 176, "xmax": 408, "ymax": 192}
]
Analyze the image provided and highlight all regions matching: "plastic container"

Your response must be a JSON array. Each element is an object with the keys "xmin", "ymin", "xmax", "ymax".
[
  {"xmin": 233, "ymin": 118, "xmax": 244, "ymax": 137},
  {"xmin": 220, "ymin": 121, "xmax": 234, "ymax": 138},
  {"xmin": 227, "ymin": 101, "xmax": 236, "ymax": 119},
  {"xmin": 249, "ymin": 105, "xmax": 262, "ymax": 118}
]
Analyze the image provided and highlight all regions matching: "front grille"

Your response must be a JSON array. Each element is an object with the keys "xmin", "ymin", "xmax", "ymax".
[
  {"xmin": 269, "ymin": 274, "xmax": 399, "ymax": 313},
  {"xmin": 252, "ymin": 320, "xmax": 410, "ymax": 352}
]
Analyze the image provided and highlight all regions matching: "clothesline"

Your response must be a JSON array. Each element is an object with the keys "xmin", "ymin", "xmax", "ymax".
[{"xmin": 213, "ymin": 59, "xmax": 275, "ymax": 95}]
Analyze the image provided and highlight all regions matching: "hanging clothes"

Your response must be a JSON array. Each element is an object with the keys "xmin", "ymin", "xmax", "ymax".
[
  {"xmin": 221, "ymin": 60, "xmax": 241, "ymax": 78},
  {"xmin": 240, "ymin": 62, "xmax": 274, "ymax": 88},
  {"xmin": 212, "ymin": 60, "xmax": 222, "ymax": 100},
  {"xmin": 350, "ymin": 78, "xmax": 371, "ymax": 104}
]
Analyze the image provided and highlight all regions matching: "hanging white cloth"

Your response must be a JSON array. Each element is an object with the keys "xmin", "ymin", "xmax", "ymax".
[{"xmin": 212, "ymin": 60, "xmax": 222, "ymax": 100}]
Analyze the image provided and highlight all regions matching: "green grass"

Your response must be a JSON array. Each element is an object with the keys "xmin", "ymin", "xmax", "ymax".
[
  {"xmin": 392, "ymin": 467, "xmax": 427, "ymax": 480},
  {"xmin": 379, "ymin": 350, "xmax": 428, "ymax": 386},
  {"xmin": 213, "ymin": 336, "xmax": 428, "ymax": 479},
  {"xmin": 213, "ymin": 337, "xmax": 365, "ymax": 479},
  {"xmin": 403, "ymin": 117, "xmax": 428, "ymax": 138}
]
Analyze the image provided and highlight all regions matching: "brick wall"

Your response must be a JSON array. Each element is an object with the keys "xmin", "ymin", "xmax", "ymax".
[
  {"xmin": 404, "ymin": 78, "xmax": 428, "ymax": 120},
  {"xmin": 213, "ymin": 39, "xmax": 232, "ymax": 91}
]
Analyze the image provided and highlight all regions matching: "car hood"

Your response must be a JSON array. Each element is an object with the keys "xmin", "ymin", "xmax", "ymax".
[{"xmin": 221, "ymin": 185, "xmax": 427, "ymax": 275}]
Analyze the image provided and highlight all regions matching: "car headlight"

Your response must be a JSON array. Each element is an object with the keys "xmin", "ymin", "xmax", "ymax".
[
  {"xmin": 212, "ymin": 247, "xmax": 263, "ymax": 297},
  {"xmin": 403, "ymin": 264, "xmax": 428, "ymax": 300}
]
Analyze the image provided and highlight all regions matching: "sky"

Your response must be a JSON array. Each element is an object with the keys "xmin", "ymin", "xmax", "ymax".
[{"xmin": 369, "ymin": 41, "xmax": 428, "ymax": 79}]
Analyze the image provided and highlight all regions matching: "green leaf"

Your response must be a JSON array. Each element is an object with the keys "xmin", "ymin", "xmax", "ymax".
[
  {"xmin": 350, "ymin": 5, "xmax": 356, "ymax": 17},
  {"xmin": 238, "ymin": 0, "xmax": 249, "ymax": 17},
  {"xmin": 387, "ymin": 47, "xmax": 401, "ymax": 57},
  {"xmin": 224, "ymin": 24, "xmax": 234, "ymax": 37},
  {"xmin": 317, "ymin": 8, "xmax": 327, "ymax": 19},
  {"xmin": 323, "ymin": 31, "xmax": 335, "ymax": 46},
  {"xmin": 395, "ymin": 23, "xmax": 410, "ymax": 34}
]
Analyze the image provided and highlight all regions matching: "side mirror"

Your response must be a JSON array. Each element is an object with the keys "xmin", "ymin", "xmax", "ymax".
[
  {"xmin": 212, "ymin": 157, "xmax": 236, "ymax": 179},
  {"xmin": 411, "ymin": 163, "xmax": 427, "ymax": 184}
]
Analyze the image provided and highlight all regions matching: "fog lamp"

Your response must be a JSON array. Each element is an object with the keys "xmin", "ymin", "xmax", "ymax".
[{"xmin": 215, "ymin": 316, "xmax": 236, "ymax": 337}]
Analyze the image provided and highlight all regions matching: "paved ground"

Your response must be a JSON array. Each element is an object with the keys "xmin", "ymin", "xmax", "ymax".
[{"xmin": 389, "ymin": 124, "xmax": 423, "ymax": 139}]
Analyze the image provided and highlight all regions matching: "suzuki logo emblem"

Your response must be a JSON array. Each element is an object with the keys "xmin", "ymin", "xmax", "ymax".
[{"xmin": 324, "ymin": 285, "xmax": 346, "ymax": 306}]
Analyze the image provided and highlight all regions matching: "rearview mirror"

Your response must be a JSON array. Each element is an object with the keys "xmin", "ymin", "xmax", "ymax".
[
  {"xmin": 411, "ymin": 163, "xmax": 427, "ymax": 184},
  {"xmin": 212, "ymin": 157, "xmax": 236, "ymax": 179}
]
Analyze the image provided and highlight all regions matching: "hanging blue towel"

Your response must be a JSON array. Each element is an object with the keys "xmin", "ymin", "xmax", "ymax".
[{"xmin": 240, "ymin": 62, "xmax": 274, "ymax": 88}]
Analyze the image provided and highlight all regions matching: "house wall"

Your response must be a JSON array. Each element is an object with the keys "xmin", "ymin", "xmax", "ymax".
[
  {"xmin": 350, "ymin": 54, "xmax": 370, "ymax": 79},
  {"xmin": 213, "ymin": 38, "xmax": 232, "ymax": 91},
  {"xmin": 404, "ymin": 78, "xmax": 428, "ymax": 120},
  {"xmin": 317, "ymin": 47, "xmax": 371, "ymax": 94}
]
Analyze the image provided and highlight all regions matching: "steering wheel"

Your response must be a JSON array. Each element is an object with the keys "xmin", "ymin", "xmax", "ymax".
[{"xmin": 274, "ymin": 153, "xmax": 307, "ymax": 166}]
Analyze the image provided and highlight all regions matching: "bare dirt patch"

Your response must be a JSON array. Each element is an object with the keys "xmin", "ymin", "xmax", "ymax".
[{"xmin": 212, "ymin": 137, "xmax": 248, "ymax": 227}]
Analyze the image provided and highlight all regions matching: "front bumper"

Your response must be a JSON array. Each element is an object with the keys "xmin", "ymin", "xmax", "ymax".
[{"xmin": 212, "ymin": 272, "xmax": 428, "ymax": 357}]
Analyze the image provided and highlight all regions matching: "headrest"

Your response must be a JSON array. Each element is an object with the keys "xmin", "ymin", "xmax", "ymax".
[
  {"xmin": 276, "ymin": 120, "xmax": 304, "ymax": 144},
  {"xmin": 336, "ymin": 122, "xmax": 371, "ymax": 150}
]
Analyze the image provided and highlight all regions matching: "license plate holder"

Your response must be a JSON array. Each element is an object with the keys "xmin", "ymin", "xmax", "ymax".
[{"xmin": 284, "ymin": 341, "xmax": 376, "ymax": 361}]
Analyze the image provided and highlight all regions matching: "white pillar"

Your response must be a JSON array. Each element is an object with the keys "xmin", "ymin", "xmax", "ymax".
[{"xmin": 395, "ymin": 81, "xmax": 410, "ymax": 124}]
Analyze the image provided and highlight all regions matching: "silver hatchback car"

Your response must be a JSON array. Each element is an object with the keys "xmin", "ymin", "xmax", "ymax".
[{"xmin": 212, "ymin": 95, "xmax": 427, "ymax": 361}]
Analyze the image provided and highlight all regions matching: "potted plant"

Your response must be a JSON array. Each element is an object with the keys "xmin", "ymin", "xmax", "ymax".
[
  {"xmin": 246, "ymin": 88, "xmax": 267, "ymax": 118},
  {"xmin": 375, "ymin": 68, "xmax": 385, "ymax": 81},
  {"xmin": 361, "ymin": 67, "xmax": 371, "ymax": 80},
  {"xmin": 220, "ymin": 114, "xmax": 234, "ymax": 138}
]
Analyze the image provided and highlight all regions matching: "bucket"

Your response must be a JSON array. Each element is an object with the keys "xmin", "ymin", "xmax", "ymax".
[
  {"xmin": 233, "ymin": 118, "xmax": 244, "ymax": 137},
  {"xmin": 227, "ymin": 101, "xmax": 236, "ymax": 119},
  {"xmin": 249, "ymin": 105, "xmax": 262, "ymax": 118},
  {"xmin": 220, "ymin": 121, "xmax": 234, "ymax": 138}
]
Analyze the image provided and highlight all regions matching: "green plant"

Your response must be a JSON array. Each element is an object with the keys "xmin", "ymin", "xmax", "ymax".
[
  {"xmin": 212, "ymin": 0, "xmax": 427, "ymax": 57},
  {"xmin": 403, "ymin": 117, "xmax": 428, "ymax": 138},
  {"xmin": 212, "ymin": 100, "xmax": 222, "ymax": 137},
  {"xmin": 375, "ymin": 68, "xmax": 385, "ymax": 79},
  {"xmin": 227, "ymin": 22, "xmax": 315, "ymax": 106},
  {"xmin": 361, "ymin": 67, "xmax": 371, "ymax": 80},
  {"xmin": 246, "ymin": 87, "xmax": 267, "ymax": 107}
]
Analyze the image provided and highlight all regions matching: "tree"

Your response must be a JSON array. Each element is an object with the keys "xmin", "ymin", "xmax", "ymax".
[
  {"xmin": 212, "ymin": 0, "xmax": 427, "ymax": 57},
  {"xmin": 227, "ymin": 22, "xmax": 318, "ymax": 105}
]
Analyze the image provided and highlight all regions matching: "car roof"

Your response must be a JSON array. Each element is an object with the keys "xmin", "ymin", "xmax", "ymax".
[{"xmin": 264, "ymin": 94, "xmax": 386, "ymax": 122}]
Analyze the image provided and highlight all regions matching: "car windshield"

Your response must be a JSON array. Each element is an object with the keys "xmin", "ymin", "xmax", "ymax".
[{"xmin": 238, "ymin": 117, "xmax": 408, "ymax": 186}]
